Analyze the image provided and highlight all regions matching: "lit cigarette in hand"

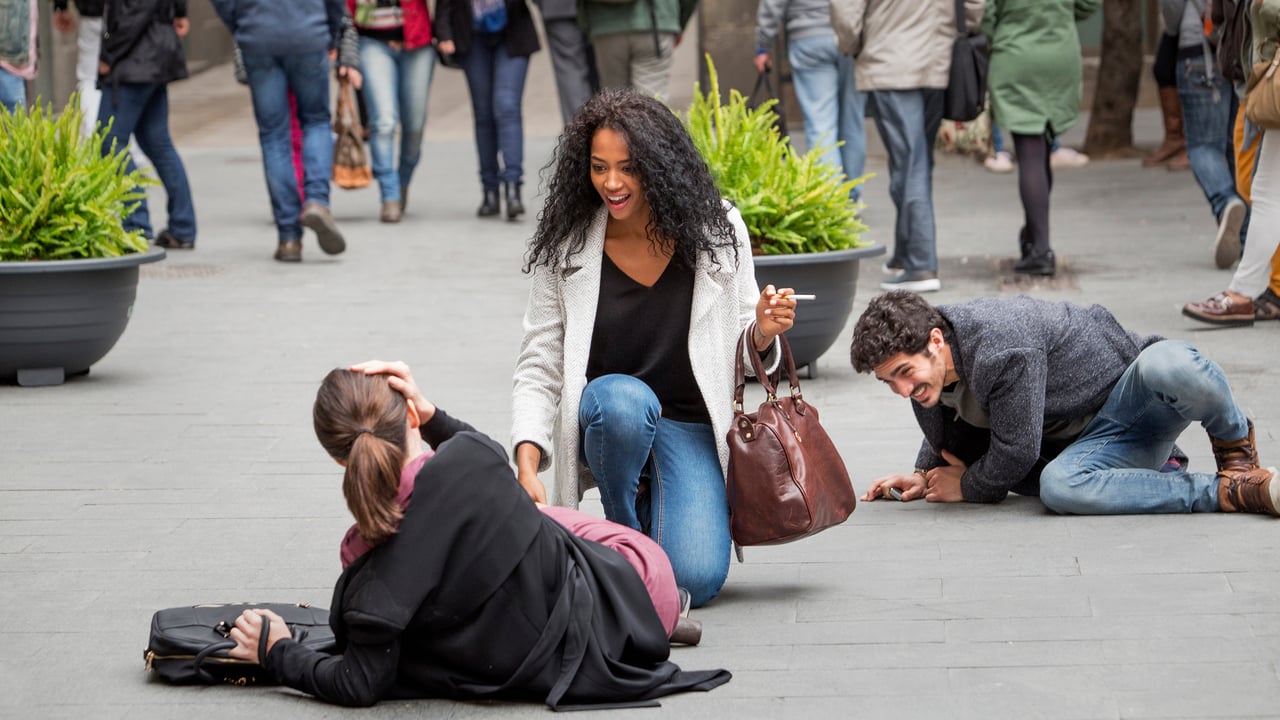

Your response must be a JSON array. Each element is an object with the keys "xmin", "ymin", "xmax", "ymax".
[{"xmin": 783, "ymin": 293, "xmax": 815, "ymax": 300}]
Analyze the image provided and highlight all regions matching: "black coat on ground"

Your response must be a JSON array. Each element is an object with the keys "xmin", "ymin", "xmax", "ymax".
[{"xmin": 265, "ymin": 412, "xmax": 730, "ymax": 708}]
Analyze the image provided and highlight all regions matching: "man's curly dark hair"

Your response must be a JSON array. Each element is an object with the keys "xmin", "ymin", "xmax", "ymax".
[
  {"xmin": 850, "ymin": 290, "xmax": 946, "ymax": 373},
  {"xmin": 523, "ymin": 88, "xmax": 738, "ymax": 273}
]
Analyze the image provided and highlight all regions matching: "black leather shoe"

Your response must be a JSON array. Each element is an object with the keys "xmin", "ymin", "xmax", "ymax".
[
  {"xmin": 1018, "ymin": 226, "xmax": 1033, "ymax": 260},
  {"xmin": 1014, "ymin": 249, "xmax": 1056, "ymax": 276},
  {"xmin": 477, "ymin": 188, "xmax": 500, "ymax": 217},
  {"xmin": 505, "ymin": 182, "xmax": 524, "ymax": 220},
  {"xmin": 155, "ymin": 229, "xmax": 194, "ymax": 250}
]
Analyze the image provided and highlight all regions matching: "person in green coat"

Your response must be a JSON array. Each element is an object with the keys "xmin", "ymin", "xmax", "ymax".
[{"xmin": 983, "ymin": 0, "xmax": 1101, "ymax": 276}]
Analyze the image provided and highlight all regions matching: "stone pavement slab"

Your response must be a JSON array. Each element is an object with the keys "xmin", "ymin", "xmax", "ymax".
[{"xmin": 3, "ymin": 48, "xmax": 1280, "ymax": 720}]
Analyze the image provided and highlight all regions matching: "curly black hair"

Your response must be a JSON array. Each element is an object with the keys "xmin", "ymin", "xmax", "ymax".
[
  {"xmin": 524, "ymin": 88, "xmax": 738, "ymax": 273},
  {"xmin": 850, "ymin": 290, "xmax": 946, "ymax": 373}
]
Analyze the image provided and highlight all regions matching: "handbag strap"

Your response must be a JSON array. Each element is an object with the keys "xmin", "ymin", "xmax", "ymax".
[
  {"xmin": 749, "ymin": 70, "xmax": 776, "ymax": 108},
  {"xmin": 953, "ymin": 0, "xmax": 966, "ymax": 35},
  {"xmin": 732, "ymin": 323, "xmax": 807, "ymax": 414}
]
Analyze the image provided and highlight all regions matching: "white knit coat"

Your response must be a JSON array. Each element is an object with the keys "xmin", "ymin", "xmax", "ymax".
[{"xmin": 510, "ymin": 204, "xmax": 776, "ymax": 509}]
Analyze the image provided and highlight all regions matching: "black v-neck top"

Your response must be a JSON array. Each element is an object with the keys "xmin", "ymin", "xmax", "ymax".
[{"xmin": 585, "ymin": 252, "xmax": 710, "ymax": 424}]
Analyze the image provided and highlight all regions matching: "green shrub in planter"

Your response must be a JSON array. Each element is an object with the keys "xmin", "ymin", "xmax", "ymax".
[
  {"xmin": 683, "ymin": 57, "xmax": 871, "ymax": 255},
  {"xmin": 0, "ymin": 96, "xmax": 151, "ymax": 261}
]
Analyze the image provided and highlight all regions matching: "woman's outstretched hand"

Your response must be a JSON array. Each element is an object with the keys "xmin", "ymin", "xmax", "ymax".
[
  {"xmin": 349, "ymin": 360, "xmax": 437, "ymax": 424},
  {"xmin": 227, "ymin": 609, "xmax": 292, "ymax": 665},
  {"xmin": 753, "ymin": 284, "xmax": 798, "ymax": 351}
]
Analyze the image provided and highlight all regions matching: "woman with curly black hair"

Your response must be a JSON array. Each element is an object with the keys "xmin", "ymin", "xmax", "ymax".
[{"xmin": 511, "ymin": 88, "xmax": 797, "ymax": 607}]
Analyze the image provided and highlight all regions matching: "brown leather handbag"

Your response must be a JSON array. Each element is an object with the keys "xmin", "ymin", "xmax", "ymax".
[
  {"xmin": 332, "ymin": 78, "xmax": 373, "ymax": 190},
  {"xmin": 726, "ymin": 324, "xmax": 856, "ymax": 546}
]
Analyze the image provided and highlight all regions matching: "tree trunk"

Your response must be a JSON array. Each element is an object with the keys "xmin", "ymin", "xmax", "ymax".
[{"xmin": 1083, "ymin": 0, "xmax": 1144, "ymax": 158}]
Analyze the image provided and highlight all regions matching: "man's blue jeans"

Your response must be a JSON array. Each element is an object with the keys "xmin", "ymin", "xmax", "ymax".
[
  {"xmin": 1176, "ymin": 51, "xmax": 1245, "ymax": 222},
  {"xmin": 787, "ymin": 34, "xmax": 866, "ymax": 202},
  {"xmin": 870, "ymin": 88, "xmax": 943, "ymax": 274},
  {"xmin": 0, "ymin": 68, "xmax": 24, "ymax": 113},
  {"xmin": 1039, "ymin": 341, "xmax": 1250, "ymax": 514},
  {"xmin": 460, "ymin": 32, "xmax": 529, "ymax": 191},
  {"xmin": 97, "ymin": 83, "xmax": 196, "ymax": 241},
  {"xmin": 242, "ymin": 50, "xmax": 333, "ymax": 241},
  {"xmin": 359, "ymin": 37, "xmax": 436, "ymax": 203},
  {"xmin": 579, "ymin": 375, "xmax": 731, "ymax": 608}
]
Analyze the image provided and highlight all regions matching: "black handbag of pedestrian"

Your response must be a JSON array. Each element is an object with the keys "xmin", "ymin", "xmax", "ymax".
[
  {"xmin": 143, "ymin": 602, "xmax": 335, "ymax": 685},
  {"xmin": 943, "ymin": 0, "xmax": 989, "ymax": 122}
]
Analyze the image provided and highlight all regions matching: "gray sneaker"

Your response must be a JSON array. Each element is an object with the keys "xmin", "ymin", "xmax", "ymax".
[
  {"xmin": 301, "ymin": 203, "xmax": 346, "ymax": 255},
  {"xmin": 880, "ymin": 271, "xmax": 941, "ymax": 293},
  {"xmin": 1214, "ymin": 198, "xmax": 1246, "ymax": 269}
]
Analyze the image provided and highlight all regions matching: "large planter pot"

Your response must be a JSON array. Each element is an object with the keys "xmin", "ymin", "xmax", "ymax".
[
  {"xmin": 0, "ymin": 247, "xmax": 166, "ymax": 386},
  {"xmin": 753, "ymin": 244, "xmax": 886, "ymax": 372}
]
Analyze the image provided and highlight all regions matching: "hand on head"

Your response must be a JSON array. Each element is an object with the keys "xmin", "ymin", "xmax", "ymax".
[{"xmin": 349, "ymin": 360, "xmax": 436, "ymax": 425}]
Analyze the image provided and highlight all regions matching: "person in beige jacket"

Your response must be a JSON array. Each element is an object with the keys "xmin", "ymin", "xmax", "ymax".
[
  {"xmin": 511, "ymin": 89, "xmax": 796, "ymax": 608},
  {"xmin": 830, "ymin": 0, "xmax": 984, "ymax": 293}
]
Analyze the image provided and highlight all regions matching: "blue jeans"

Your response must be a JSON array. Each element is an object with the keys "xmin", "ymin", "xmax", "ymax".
[
  {"xmin": 97, "ymin": 83, "xmax": 196, "ymax": 241},
  {"xmin": 242, "ymin": 50, "xmax": 333, "ymax": 241},
  {"xmin": 0, "ymin": 68, "xmax": 24, "ymax": 112},
  {"xmin": 787, "ymin": 35, "xmax": 866, "ymax": 202},
  {"xmin": 871, "ymin": 88, "xmax": 943, "ymax": 274},
  {"xmin": 1039, "ymin": 341, "xmax": 1249, "ymax": 515},
  {"xmin": 579, "ymin": 375, "xmax": 731, "ymax": 607},
  {"xmin": 460, "ymin": 32, "xmax": 529, "ymax": 190},
  {"xmin": 1176, "ymin": 51, "xmax": 1245, "ymax": 222},
  {"xmin": 359, "ymin": 37, "xmax": 436, "ymax": 202}
]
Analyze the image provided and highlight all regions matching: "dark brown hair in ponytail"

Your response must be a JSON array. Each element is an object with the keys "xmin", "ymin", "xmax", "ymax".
[{"xmin": 313, "ymin": 369, "xmax": 409, "ymax": 545}]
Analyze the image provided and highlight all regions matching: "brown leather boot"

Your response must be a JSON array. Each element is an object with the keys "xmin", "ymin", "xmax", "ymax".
[
  {"xmin": 1218, "ymin": 467, "xmax": 1280, "ymax": 515},
  {"xmin": 670, "ymin": 617, "xmax": 702, "ymax": 645},
  {"xmin": 1210, "ymin": 419, "xmax": 1259, "ymax": 474},
  {"xmin": 1144, "ymin": 86, "xmax": 1187, "ymax": 167}
]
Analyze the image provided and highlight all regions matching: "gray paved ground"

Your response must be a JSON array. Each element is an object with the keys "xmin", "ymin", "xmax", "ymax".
[{"xmin": 5, "ymin": 38, "xmax": 1280, "ymax": 720}]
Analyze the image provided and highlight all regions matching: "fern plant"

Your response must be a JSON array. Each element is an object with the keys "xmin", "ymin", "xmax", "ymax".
[
  {"xmin": 0, "ymin": 96, "xmax": 151, "ymax": 261},
  {"xmin": 683, "ymin": 57, "xmax": 870, "ymax": 255}
]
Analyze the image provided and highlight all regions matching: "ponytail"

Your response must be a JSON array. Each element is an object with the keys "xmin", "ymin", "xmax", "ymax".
[
  {"xmin": 343, "ymin": 431, "xmax": 405, "ymax": 544},
  {"xmin": 314, "ymin": 369, "xmax": 410, "ymax": 545}
]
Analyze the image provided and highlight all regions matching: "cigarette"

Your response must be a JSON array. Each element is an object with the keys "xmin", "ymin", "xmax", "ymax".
[{"xmin": 784, "ymin": 294, "xmax": 816, "ymax": 300}]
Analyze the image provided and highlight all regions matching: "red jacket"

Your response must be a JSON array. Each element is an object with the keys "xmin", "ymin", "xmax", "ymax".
[{"xmin": 346, "ymin": 0, "xmax": 432, "ymax": 51}]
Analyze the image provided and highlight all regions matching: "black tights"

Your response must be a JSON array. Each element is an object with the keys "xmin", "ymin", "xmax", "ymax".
[{"xmin": 1011, "ymin": 132, "xmax": 1053, "ymax": 257}]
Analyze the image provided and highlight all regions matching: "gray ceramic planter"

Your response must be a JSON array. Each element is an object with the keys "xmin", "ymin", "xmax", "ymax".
[
  {"xmin": 753, "ymin": 244, "xmax": 886, "ymax": 373},
  {"xmin": 0, "ymin": 247, "xmax": 165, "ymax": 386}
]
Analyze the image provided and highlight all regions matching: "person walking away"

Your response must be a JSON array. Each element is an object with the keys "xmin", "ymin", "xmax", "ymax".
[
  {"xmin": 435, "ymin": 0, "xmax": 540, "ymax": 220},
  {"xmin": 754, "ymin": 0, "xmax": 867, "ymax": 202},
  {"xmin": 534, "ymin": 0, "xmax": 598, "ymax": 125},
  {"xmin": 579, "ymin": 0, "xmax": 695, "ymax": 102},
  {"xmin": 1182, "ymin": 0, "xmax": 1280, "ymax": 324},
  {"xmin": 984, "ymin": 0, "xmax": 1101, "ymax": 277},
  {"xmin": 209, "ymin": 0, "xmax": 358, "ymax": 263},
  {"xmin": 831, "ymin": 0, "xmax": 985, "ymax": 293},
  {"xmin": 97, "ymin": 0, "xmax": 196, "ymax": 249},
  {"xmin": 348, "ymin": 0, "xmax": 435, "ymax": 223},
  {"xmin": 1162, "ymin": 0, "xmax": 1250, "ymax": 269},
  {"xmin": 0, "ymin": 0, "xmax": 36, "ymax": 112}
]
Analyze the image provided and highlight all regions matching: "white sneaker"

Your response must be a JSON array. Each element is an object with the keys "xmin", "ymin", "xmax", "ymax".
[
  {"xmin": 983, "ymin": 151, "xmax": 1014, "ymax": 173},
  {"xmin": 1214, "ymin": 198, "xmax": 1247, "ymax": 269},
  {"xmin": 880, "ymin": 271, "xmax": 941, "ymax": 293},
  {"xmin": 1050, "ymin": 147, "xmax": 1090, "ymax": 168}
]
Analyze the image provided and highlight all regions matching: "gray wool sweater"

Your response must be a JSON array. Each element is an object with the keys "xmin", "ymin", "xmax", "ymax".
[
  {"xmin": 754, "ymin": 0, "xmax": 834, "ymax": 53},
  {"xmin": 913, "ymin": 296, "xmax": 1162, "ymax": 503}
]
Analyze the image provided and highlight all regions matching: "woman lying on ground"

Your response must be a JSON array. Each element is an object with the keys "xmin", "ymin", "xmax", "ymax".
[{"xmin": 225, "ymin": 361, "xmax": 728, "ymax": 708}]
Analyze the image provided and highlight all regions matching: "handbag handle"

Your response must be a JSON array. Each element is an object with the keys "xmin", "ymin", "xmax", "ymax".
[
  {"xmin": 192, "ymin": 613, "xmax": 273, "ymax": 683},
  {"xmin": 953, "ymin": 0, "xmax": 967, "ymax": 35},
  {"xmin": 732, "ymin": 323, "xmax": 808, "ymax": 417},
  {"xmin": 749, "ymin": 70, "xmax": 777, "ymax": 108}
]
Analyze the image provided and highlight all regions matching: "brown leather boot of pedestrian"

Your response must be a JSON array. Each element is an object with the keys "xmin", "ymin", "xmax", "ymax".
[
  {"xmin": 1145, "ymin": 86, "xmax": 1187, "ymax": 167},
  {"xmin": 1210, "ymin": 419, "xmax": 1259, "ymax": 474},
  {"xmin": 1218, "ymin": 467, "xmax": 1280, "ymax": 515}
]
